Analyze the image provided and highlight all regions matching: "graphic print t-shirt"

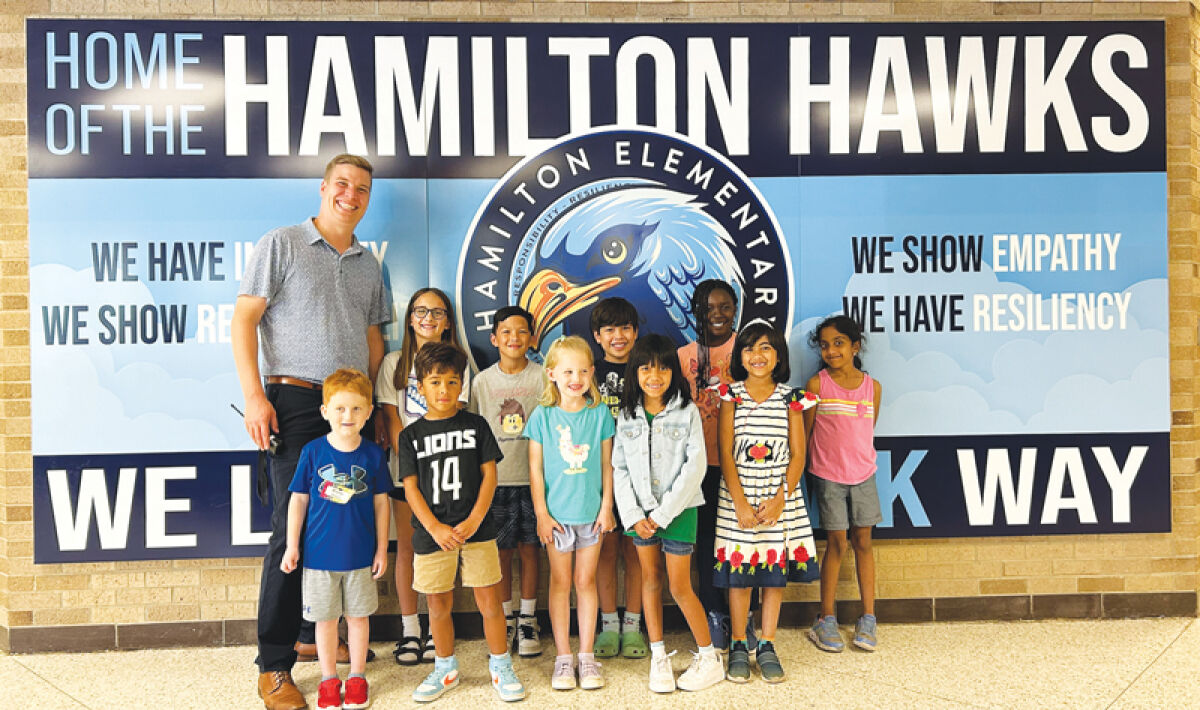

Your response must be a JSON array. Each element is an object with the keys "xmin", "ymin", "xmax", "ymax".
[
  {"xmin": 524, "ymin": 404, "xmax": 615, "ymax": 525},
  {"xmin": 288, "ymin": 436, "xmax": 392, "ymax": 571},
  {"xmin": 594, "ymin": 359, "xmax": 626, "ymax": 419},
  {"xmin": 396, "ymin": 411, "xmax": 503, "ymax": 555},
  {"xmin": 468, "ymin": 361, "xmax": 544, "ymax": 487}
]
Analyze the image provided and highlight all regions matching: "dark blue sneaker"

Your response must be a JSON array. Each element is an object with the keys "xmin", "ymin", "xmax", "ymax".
[
  {"xmin": 706, "ymin": 611, "xmax": 730, "ymax": 651},
  {"xmin": 726, "ymin": 641, "xmax": 750, "ymax": 683},
  {"xmin": 756, "ymin": 641, "xmax": 784, "ymax": 683}
]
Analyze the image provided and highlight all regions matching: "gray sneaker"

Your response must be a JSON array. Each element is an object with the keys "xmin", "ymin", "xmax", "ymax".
[
  {"xmin": 726, "ymin": 640, "xmax": 751, "ymax": 683},
  {"xmin": 807, "ymin": 615, "xmax": 845, "ymax": 653}
]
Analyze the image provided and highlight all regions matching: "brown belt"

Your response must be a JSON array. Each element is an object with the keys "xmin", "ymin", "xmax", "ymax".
[{"xmin": 265, "ymin": 376, "xmax": 321, "ymax": 390}]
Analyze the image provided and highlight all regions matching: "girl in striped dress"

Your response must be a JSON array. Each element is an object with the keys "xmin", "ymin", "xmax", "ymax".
[{"xmin": 711, "ymin": 323, "xmax": 818, "ymax": 683}]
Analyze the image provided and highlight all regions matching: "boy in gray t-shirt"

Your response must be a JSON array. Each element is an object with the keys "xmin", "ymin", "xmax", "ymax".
[{"xmin": 467, "ymin": 306, "xmax": 545, "ymax": 658}]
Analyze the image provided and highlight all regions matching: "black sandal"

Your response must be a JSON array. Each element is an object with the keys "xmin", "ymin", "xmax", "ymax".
[
  {"xmin": 392, "ymin": 636, "xmax": 420, "ymax": 666},
  {"xmin": 421, "ymin": 634, "xmax": 436, "ymax": 663}
]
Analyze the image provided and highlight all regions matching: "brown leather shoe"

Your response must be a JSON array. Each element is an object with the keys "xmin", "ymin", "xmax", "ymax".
[
  {"xmin": 258, "ymin": 670, "xmax": 306, "ymax": 710},
  {"xmin": 294, "ymin": 640, "xmax": 376, "ymax": 664}
]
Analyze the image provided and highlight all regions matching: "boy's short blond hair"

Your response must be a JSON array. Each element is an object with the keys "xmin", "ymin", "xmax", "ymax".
[{"xmin": 322, "ymin": 368, "xmax": 373, "ymax": 405}]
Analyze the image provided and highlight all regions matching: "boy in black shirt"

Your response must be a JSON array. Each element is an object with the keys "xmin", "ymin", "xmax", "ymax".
[
  {"xmin": 589, "ymin": 297, "xmax": 647, "ymax": 659},
  {"xmin": 397, "ymin": 342, "xmax": 526, "ymax": 703}
]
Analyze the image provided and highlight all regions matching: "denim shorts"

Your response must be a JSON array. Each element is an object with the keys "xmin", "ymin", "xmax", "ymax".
[{"xmin": 629, "ymin": 533, "xmax": 694, "ymax": 556}]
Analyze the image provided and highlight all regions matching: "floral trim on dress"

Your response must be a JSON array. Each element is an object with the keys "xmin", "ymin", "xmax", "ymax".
[{"xmin": 712, "ymin": 539, "xmax": 817, "ymax": 586}]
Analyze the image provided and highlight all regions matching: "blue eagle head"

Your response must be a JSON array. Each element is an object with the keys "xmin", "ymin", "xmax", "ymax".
[{"xmin": 514, "ymin": 183, "xmax": 744, "ymax": 350}]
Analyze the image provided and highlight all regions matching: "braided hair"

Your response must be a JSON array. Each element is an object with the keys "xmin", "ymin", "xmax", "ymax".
[{"xmin": 689, "ymin": 279, "xmax": 739, "ymax": 392}]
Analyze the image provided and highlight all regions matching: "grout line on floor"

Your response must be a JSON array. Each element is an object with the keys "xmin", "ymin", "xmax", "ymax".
[
  {"xmin": 1102, "ymin": 617, "xmax": 1194, "ymax": 710},
  {"xmin": 10, "ymin": 657, "xmax": 93, "ymax": 709}
]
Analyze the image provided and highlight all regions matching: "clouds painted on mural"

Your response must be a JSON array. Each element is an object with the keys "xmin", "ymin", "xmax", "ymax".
[
  {"xmin": 30, "ymin": 264, "xmax": 247, "ymax": 454},
  {"xmin": 790, "ymin": 274, "xmax": 1167, "ymax": 437}
]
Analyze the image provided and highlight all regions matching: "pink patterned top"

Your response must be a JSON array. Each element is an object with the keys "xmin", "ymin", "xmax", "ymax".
[{"xmin": 808, "ymin": 368, "xmax": 877, "ymax": 485}]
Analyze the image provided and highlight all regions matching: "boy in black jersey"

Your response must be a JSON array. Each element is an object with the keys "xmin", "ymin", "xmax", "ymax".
[{"xmin": 397, "ymin": 342, "xmax": 526, "ymax": 703}]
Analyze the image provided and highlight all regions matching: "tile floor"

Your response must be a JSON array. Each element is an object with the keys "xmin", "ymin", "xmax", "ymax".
[{"xmin": 1, "ymin": 617, "xmax": 1196, "ymax": 709}]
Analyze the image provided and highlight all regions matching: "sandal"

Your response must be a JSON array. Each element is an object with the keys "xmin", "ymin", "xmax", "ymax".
[
  {"xmin": 620, "ymin": 629, "xmax": 648, "ymax": 658},
  {"xmin": 593, "ymin": 630, "xmax": 620, "ymax": 659},
  {"xmin": 393, "ymin": 635, "xmax": 420, "ymax": 666},
  {"xmin": 421, "ymin": 634, "xmax": 436, "ymax": 663}
]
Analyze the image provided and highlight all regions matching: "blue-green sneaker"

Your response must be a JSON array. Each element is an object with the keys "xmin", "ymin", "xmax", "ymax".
[
  {"xmin": 807, "ymin": 615, "xmax": 845, "ymax": 653},
  {"xmin": 413, "ymin": 656, "xmax": 460, "ymax": 702},
  {"xmin": 756, "ymin": 640, "xmax": 785, "ymax": 683},
  {"xmin": 489, "ymin": 654, "xmax": 526, "ymax": 702},
  {"xmin": 853, "ymin": 614, "xmax": 878, "ymax": 652},
  {"xmin": 726, "ymin": 641, "xmax": 751, "ymax": 683}
]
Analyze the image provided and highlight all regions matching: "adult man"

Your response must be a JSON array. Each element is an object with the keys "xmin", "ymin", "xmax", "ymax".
[{"xmin": 233, "ymin": 154, "xmax": 390, "ymax": 710}]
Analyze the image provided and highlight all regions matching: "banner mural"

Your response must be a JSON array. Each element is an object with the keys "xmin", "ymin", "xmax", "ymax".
[{"xmin": 27, "ymin": 20, "xmax": 1168, "ymax": 562}]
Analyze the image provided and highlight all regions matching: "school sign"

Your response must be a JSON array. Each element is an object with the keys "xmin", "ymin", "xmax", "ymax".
[{"xmin": 27, "ymin": 20, "xmax": 1168, "ymax": 562}]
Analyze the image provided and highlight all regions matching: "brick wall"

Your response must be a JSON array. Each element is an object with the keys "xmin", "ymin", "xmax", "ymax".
[{"xmin": 1, "ymin": 0, "xmax": 1196, "ymax": 651}]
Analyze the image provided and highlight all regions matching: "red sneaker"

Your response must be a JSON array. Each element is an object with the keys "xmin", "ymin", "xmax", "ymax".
[
  {"xmin": 343, "ymin": 676, "xmax": 369, "ymax": 709},
  {"xmin": 317, "ymin": 677, "xmax": 342, "ymax": 709}
]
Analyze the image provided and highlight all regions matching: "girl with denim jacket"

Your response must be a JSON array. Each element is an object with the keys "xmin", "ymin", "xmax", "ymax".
[{"xmin": 612, "ymin": 335, "xmax": 724, "ymax": 694}]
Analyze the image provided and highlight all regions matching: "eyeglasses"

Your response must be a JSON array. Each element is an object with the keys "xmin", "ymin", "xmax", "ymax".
[{"xmin": 413, "ymin": 306, "xmax": 447, "ymax": 320}]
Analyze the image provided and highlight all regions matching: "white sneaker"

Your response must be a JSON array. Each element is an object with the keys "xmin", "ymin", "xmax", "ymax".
[
  {"xmin": 648, "ymin": 651, "xmax": 676, "ymax": 693},
  {"xmin": 578, "ymin": 656, "xmax": 605, "ymax": 690},
  {"xmin": 516, "ymin": 614, "xmax": 542, "ymax": 657},
  {"xmin": 551, "ymin": 655, "xmax": 576, "ymax": 691},
  {"xmin": 677, "ymin": 649, "xmax": 724, "ymax": 691}
]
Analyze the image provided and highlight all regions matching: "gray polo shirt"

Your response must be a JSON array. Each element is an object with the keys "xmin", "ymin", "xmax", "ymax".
[{"xmin": 239, "ymin": 219, "xmax": 391, "ymax": 383}]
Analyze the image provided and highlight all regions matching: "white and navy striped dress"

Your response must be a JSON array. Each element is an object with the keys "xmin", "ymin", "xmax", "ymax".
[{"xmin": 712, "ymin": 381, "xmax": 818, "ymax": 588}]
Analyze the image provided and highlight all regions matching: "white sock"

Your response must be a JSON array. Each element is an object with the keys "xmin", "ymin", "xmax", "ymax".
[
  {"xmin": 698, "ymin": 644, "xmax": 716, "ymax": 656},
  {"xmin": 402, "ymin": 613, "xmax": 420, "ymax": 639},
  {"xmin": 650, "ymin": 640, "xmax": 666, "ymax": 657},
  {"xmin": 622, "ymin": 611, "xmax": 641, "ymax": 634},
  {"xmin": 502, "ymin": 600, "xmax": 514, "ymax": 618},
  {"xmin": 520, "ymin": 598, "xmax": 537, "ymax": 616},
  {"xmin": 601, "ymin": 612, "xmax": 620, "ymax": 633}
]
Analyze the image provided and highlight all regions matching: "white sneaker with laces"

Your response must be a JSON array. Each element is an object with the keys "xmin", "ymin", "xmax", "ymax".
[
  {"xmin": 648, "ymin": 651, "xmax": 676, "ymax": 693},
  {"xmin": 551, "ymin": 655, "xmax": 576, "ymax": 691},
  {"xmin": 677, "ymin": 649, "xmax": 725, "ymax": 691},
  {"xmin": 578, "ymin": 656, "xmax": 605, "ymax": 690}
]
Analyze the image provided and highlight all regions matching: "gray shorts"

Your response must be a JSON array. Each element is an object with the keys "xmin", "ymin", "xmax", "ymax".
[
  {"xmin": 552, "ymin": 522, "xmax": 602, "ymax": 553},
  {"xmin": 302, "ymin": 567, "xmax": 379, "ymax": 622},
  {"xmin": 811, "ymin": 474, "xmax": 884, "ymax": 531}
]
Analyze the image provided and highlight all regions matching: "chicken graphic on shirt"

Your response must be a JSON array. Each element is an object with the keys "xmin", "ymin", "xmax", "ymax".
[{"xmin": 556, "ymin": 425, "xmax": 590, "ymax": 474}]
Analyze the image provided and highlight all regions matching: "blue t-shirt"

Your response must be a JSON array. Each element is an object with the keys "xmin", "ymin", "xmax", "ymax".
[
  {"xmin": 288, "ymin": 436, "xmax": 392, "ymax": 571},
  {"xmin": 525, "ymin": 404, "xmax": 615, "ymax": 525}
]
